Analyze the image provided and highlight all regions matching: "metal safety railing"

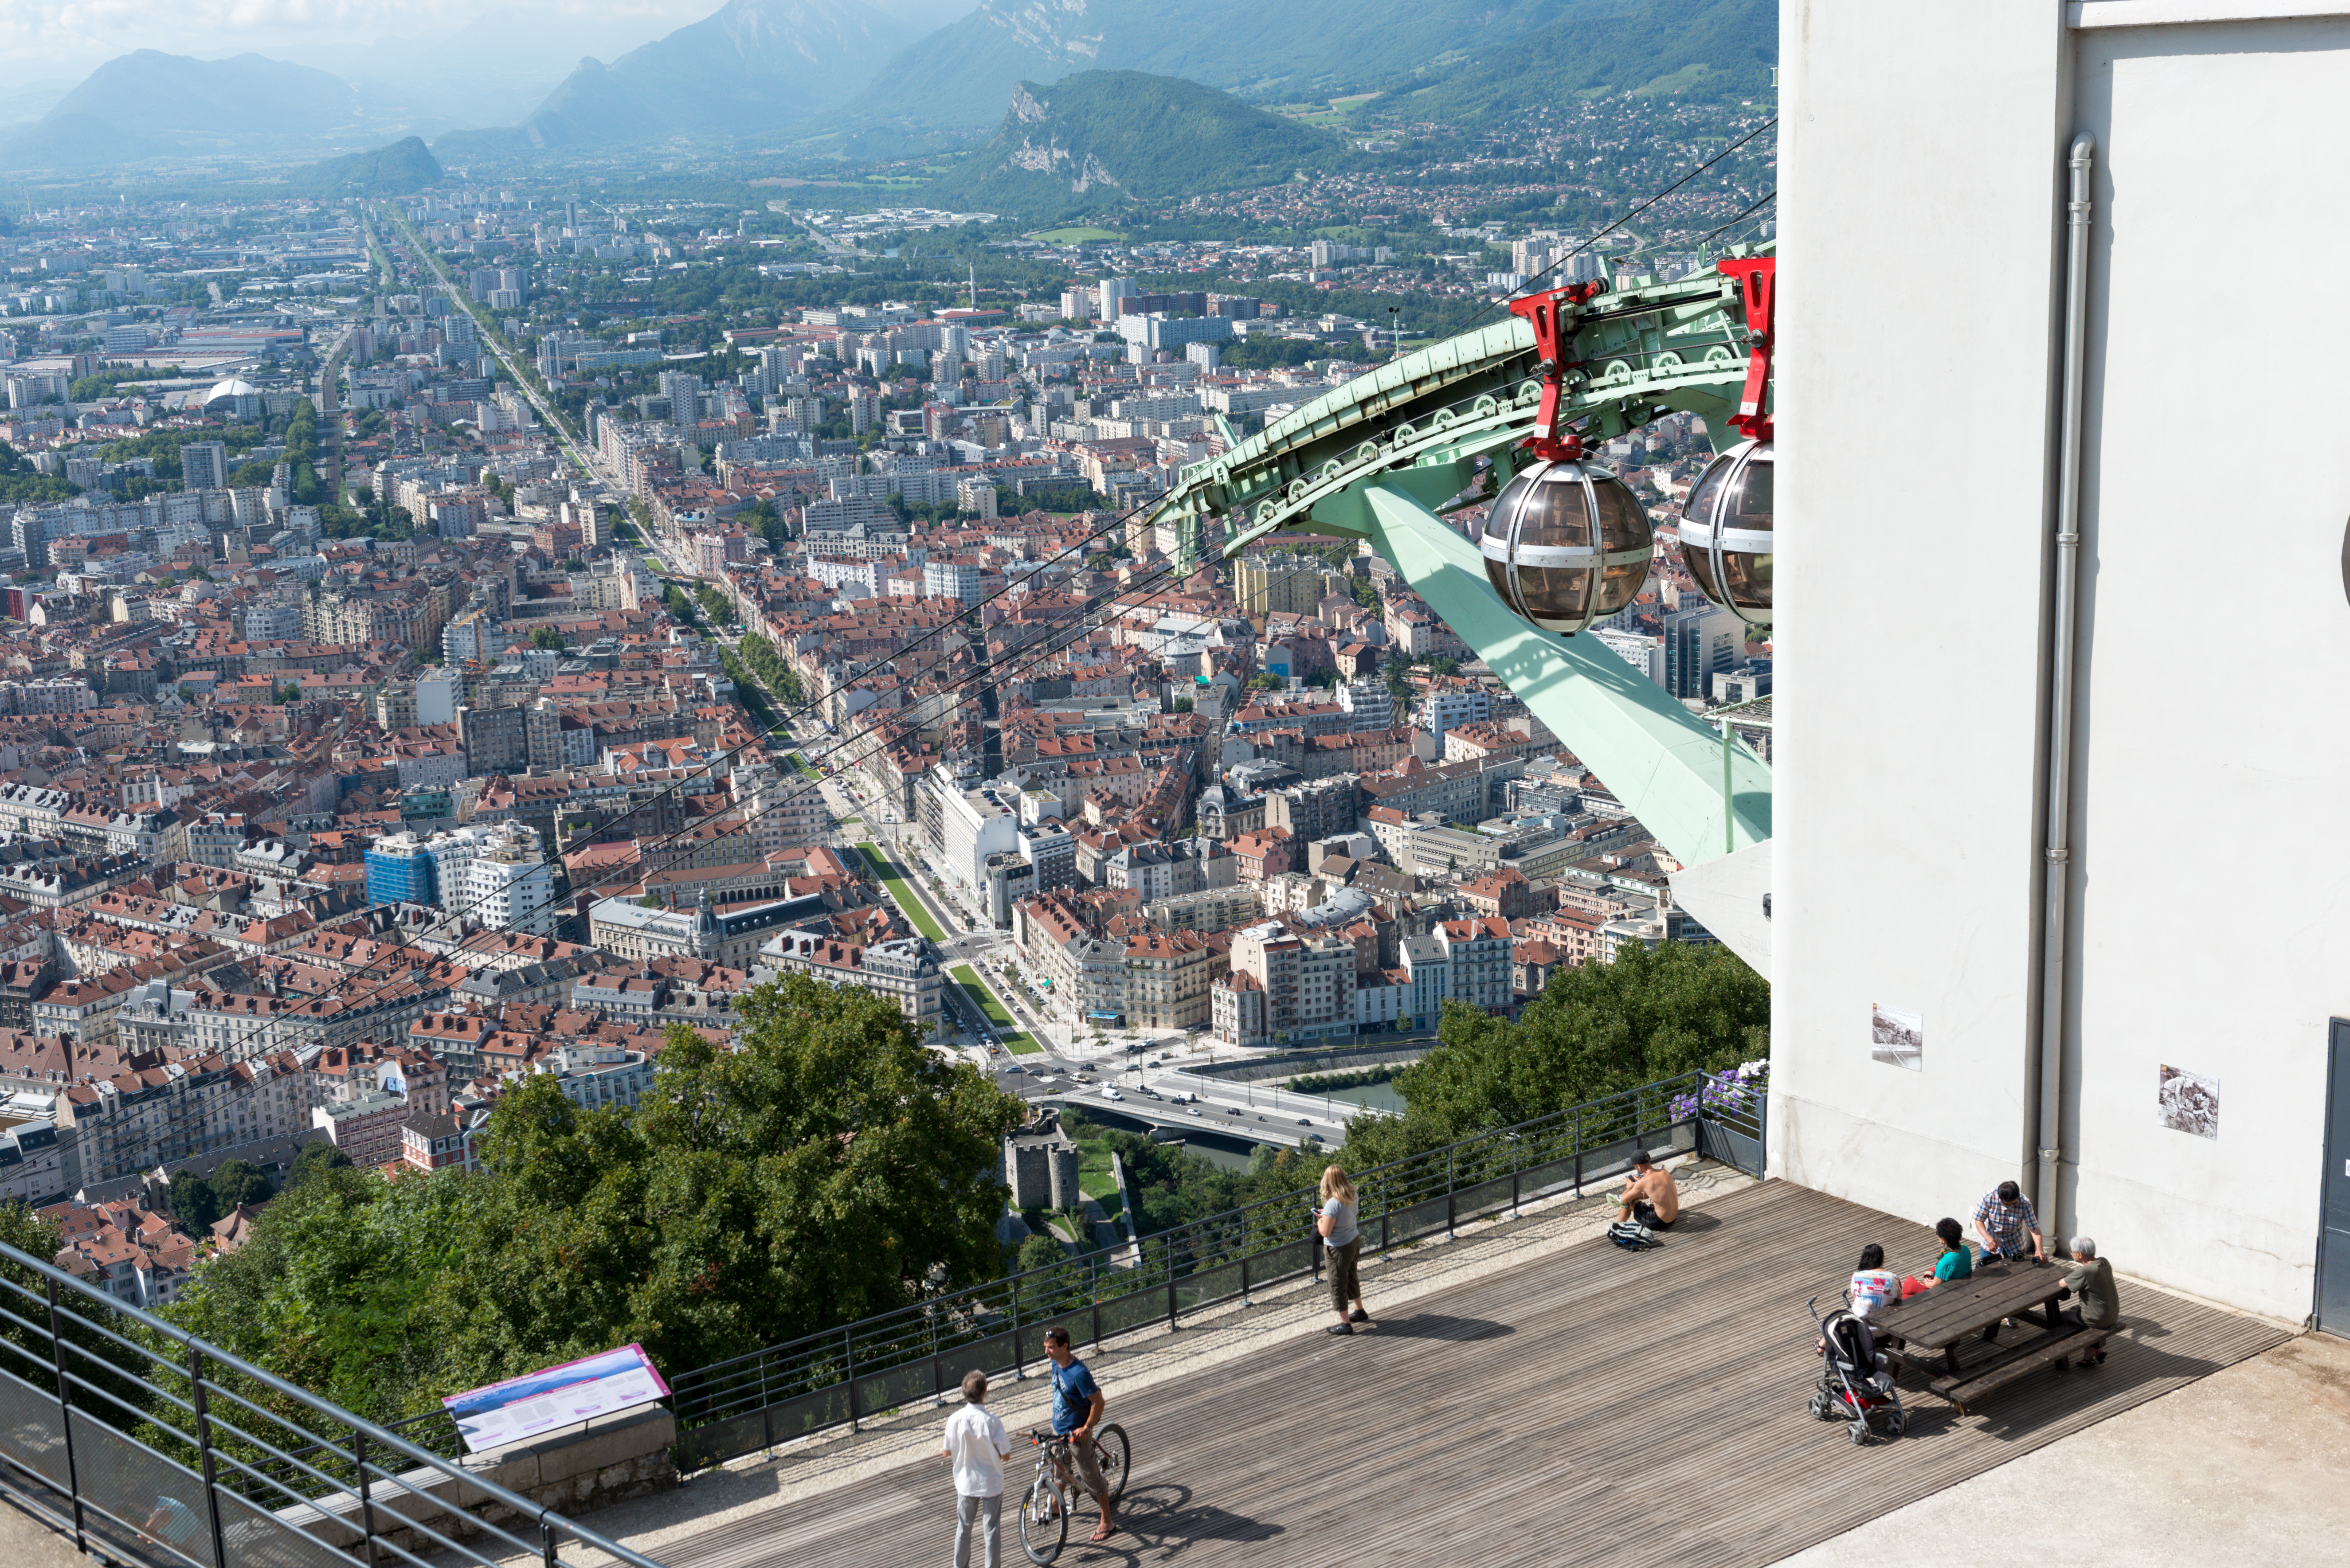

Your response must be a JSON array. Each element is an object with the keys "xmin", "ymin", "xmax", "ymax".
[
  {"xmin": 0, "ymin": 1243, "xmax": 670, "ymax": 1568},
  {"xmin": 670, "ymin": 1070, "xmax": 1767, "ymax": 1471}
]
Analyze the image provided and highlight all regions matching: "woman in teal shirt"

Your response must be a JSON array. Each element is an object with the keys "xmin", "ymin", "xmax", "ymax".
[{"xmin": 1925, "ymin": 1216, "xmax": 1974, "ymax": 1286}]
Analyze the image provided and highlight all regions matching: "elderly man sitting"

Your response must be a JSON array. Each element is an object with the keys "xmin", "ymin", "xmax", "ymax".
[{"xmin": 2057, "ymin": 1236, "xmax": 2120, "ymax": 1365}]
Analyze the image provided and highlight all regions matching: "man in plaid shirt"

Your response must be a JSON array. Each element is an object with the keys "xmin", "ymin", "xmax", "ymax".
[{"xmin": 1973, "ymin": 1180, "xmax": 2046, "ymax": 1264}]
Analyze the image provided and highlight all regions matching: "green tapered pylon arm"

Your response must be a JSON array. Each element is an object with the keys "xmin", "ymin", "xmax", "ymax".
[{"xmin": 1360, "ymin": 484, "xmax": 1770, "ymax": 865}]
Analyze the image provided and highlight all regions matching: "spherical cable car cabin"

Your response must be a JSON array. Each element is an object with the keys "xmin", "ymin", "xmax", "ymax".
[
  {"xmin": 1679, "ymin": 438, "xmax": 1774, "ymax": 625},
  {"xmin": 1477, "ymin": 457, "xmax": 1654, "ymax": 635}
]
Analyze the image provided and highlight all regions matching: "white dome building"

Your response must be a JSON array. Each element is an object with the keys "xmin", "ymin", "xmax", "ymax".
[{"xmin": 202, "ymin": 378, "xmax": 262, "ymax": 420}]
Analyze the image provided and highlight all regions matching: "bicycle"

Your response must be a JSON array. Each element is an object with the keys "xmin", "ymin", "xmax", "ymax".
[{"xmin": 1016, "ymin": 1423, "xmax": 1130, "ymax": 1564}]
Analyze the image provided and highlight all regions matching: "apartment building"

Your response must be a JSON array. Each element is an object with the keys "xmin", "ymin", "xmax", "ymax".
[
  {"xmin": 1218, "ymin": 922, "xmax": 1357, "ymax": 1047},
  {"xmin": 758, "ymin": 931, "xmax": 944, "ymax": 1025}
]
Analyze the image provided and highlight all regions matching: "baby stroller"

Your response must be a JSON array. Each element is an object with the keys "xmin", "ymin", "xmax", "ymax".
[{"xmin": 1806, "ymin": 1295, "xmax": 1906, "ymax": 1444}]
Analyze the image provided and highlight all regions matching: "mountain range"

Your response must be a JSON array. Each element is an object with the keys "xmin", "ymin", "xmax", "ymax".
[
  {"xmin": 0, "ymin": 0, "xmax": 1776, "ymax": 173},
  {"xmin": 0, "ymin": 51, "xmax": 363, "ymax": 168},
  {"xmin": 924, "ymin": 71, "xmax": 1340, "ymax": 216},
  {"xmin": 1406, "ymin": 0, "xmax": 1774, "ymax": 121},
  {"xmin": 441, "ymin": 0, "xmax": 975, "ymax": 155},
  {"xmin": 849, "ymin": 0, "xmax": 1620, "ymax": 130}
]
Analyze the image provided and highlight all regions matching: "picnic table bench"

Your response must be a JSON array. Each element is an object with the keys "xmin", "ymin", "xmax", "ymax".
[{"xmin": 1869, "ymin": 1259, "xmax": 2112, "ymax": 1416}]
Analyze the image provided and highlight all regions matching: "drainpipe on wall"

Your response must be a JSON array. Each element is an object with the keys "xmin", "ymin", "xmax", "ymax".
[{"xmin": 2033, "ymin": 133, "xmax": 2097, "ymax": 1234}]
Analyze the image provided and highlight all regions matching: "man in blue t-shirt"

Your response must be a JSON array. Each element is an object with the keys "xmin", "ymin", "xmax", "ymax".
[{"xmin": 1042, "ymin": 1326, "xmax": 1116, "ymax": 1543}]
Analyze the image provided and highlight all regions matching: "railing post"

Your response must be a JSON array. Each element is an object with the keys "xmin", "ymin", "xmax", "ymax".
[
  {"xmin": 1445, "ymin": 1148, "xmax": 1456, "ymax": 1238},
  {"xmin": 352, "ymin": 1426, "xmax": 380, "ymax": 1568},
  {"xmin": 1010, "ymin": 1276, "xmax": 1023, "ymax": 1381},
  {"xmin": 1238, "ymin": 1211, "xmax": 1250, "ymax": 1306},
  {"xmin": 188, "ymin": 1346, "xmax": 229, "ymax": 1568},
  {"xmin": 540, "ymin": 1513, "xmax": 560, "ymax": 1568},
  {"xmin": 1510, "ymin": 1132, "xmax": 1521, "ymax": 1220},
  {"xmin": 1573, "ymin": 1107, "xmax": 1584, "ymax": 1197},
  {"xmin": 43, "ymin": 1277, "xmax": 84, "ymax": 1558},
  {"xmin": 843, "ymin": 1329, "xmax": 859, "ymax": 1434}
]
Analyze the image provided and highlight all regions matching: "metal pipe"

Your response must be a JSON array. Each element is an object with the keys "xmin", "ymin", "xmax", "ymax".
[{"xmin": 2034, "ymin": 132, "xmax": 2097, "ymax": 1233}]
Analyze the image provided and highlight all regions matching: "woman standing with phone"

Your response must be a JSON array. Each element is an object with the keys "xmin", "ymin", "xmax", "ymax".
[{"xmin": 1318, "ymin": 1165, "xmax": 1371, "ymax": 1335}]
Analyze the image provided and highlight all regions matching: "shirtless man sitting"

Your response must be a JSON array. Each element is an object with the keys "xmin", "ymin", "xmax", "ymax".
[{"xmin": 1616, "ymin": 1152, "xmax": 1679, "ymax": 1230}]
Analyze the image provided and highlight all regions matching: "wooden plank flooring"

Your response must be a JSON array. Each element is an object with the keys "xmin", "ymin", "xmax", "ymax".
[{"xmin": 654, "ymin": 1182, "xmax": 2285, "ymax": 1568}]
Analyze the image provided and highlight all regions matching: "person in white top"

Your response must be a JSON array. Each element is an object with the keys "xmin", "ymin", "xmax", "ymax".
[
  {"xmin": 942, "ymin": 1369, "xmax": 1012, "ymax": 1568},
  {"xmin": 1847, "ymin": 1243, "xmax": 1900, "ymax": 1318}
]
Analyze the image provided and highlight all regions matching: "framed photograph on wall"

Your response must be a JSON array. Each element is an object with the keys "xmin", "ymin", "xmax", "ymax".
[
  {"xmin": 2158, "ymin": 1064, "xmax": 2219, "ymax": 1139},
  {"xmin": 1870, "ymin": 1004, "xmax": 1923, "ymax": 1070}
]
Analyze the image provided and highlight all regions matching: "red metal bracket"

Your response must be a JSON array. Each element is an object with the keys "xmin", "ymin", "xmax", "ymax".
[
  {"xmin": 1507, "ymin": 282, "xmax": 1603, "ymax": 461},
  {"xmin": 1716, "ymin": 256, "xmax": 1775, "ymax": 441}
]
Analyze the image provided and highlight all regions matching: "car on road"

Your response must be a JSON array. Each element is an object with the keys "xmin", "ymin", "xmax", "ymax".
[
  {"xmin": 1186, "ymin": 1107, "xmax": 1203, "ymax": 1117},
  {"xmin": 1298, "ymin": 1118, "xmax": 1312, "ymax": 1126},
  {"xmin": 1101, "ymin": 1087, "xmax": 1123, "ymax": 1101}
]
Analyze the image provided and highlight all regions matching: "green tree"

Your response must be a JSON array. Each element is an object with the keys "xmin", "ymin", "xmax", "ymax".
[
  {"xmin": 285, "ymin": 1140, "xmax": 354, "ymax": 1189},
  {"xmin": 160, "ymin": 1161, "xmax": 486, "ymax": 1422},
  {"xmin": 154, "ymin": 973, "xmax": 1024, "ymax": 1430},
  {"xmin": 169, "ymin": 1170, "xmax": 222, "ymax": 1236},
  {"xmin": 421, "ymin": 985, "xmax": 1023, "ymax": 1383},
  {"xmin": 1246, "ymin": 673, "xmax": 1282, "ymax": 692},
  {"xmin": 529, "ymin": 626, "xmax": 566, "ymax": 652},
  {"xmin": 210, "ymin": 1158, "xmax": 273, "ymax": 1212},
  {"xmin": 1015, "ymin": 1232, "xmax": 1066, "ymax": 1275},
  {"xmin": 695, "ymin": 584, "xmax": 737, "ymax": 626},
  {"xmin": 1342, "ymin": 942, "xmax": 1769, "ymax": 1168}
]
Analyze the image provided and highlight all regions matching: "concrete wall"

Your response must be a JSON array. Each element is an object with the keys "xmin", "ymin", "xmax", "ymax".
[{"xmin": 1776, "ymin": 1, "xmax": 2350, "ymax": 1322}]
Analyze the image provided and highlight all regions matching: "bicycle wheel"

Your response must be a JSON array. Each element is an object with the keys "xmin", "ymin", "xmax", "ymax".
[
  {"xmin": 1018, "ymin": 1473, "xmax": 1068, "ymax": 1565},
  {"xmin": 1092, "ymin": 1423, "xmax": 1131, "ymax": 1501}
]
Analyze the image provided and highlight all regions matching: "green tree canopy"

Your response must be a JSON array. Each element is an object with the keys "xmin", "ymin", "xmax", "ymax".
[
  {"xmin": 211, "ymin": 1158, "xmax": 273, "ymax": 1212},
  {"xmin": 1342, "ymin": 941, "xmax": 1769, "ymax": 1167},
  {"xmin": 169, "ymin": 1170, "xmax": 222, "ymax": 1236},
  {"xmin": 529, "ymin": 625, "xmax": 566, "ymax": 652},
  {"xmin": 160, "ymin": 977, "xmax": 1022, "ymax": 1425},
  {"xmin": 285, "ymin": 1140, "xmax": 354, "ymax": 1189}
]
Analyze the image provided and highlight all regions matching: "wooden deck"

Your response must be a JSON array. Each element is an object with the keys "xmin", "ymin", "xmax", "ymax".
[{"xmin": 652, "ymin": 1182, "xmax": 2285, "ymax": 1568}]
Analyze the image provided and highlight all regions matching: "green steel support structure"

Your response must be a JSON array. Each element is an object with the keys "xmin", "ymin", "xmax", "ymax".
[{"xmin": 1145, "ymin": 252, "xmax": 1774, "ymax": 870}]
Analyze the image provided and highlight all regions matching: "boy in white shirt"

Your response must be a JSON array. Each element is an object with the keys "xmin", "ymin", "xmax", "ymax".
[{"xmin": 942, "ymin": 1370, "xmax": 1012, "ymax": 1568}]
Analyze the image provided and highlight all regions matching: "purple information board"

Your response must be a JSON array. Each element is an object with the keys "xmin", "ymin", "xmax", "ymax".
[{"xmin": 443, "ymin": 1343, "xmax": 670, "ymax": 1453}]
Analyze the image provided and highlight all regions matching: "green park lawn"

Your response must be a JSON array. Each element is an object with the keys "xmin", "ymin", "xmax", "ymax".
[
  {"xmin": 1026, "ymin": 227, "xmax": 1125, "ymax": 244},
  {"xmin": 857, "ymin": 842, "xmax": 944, "ymax": 942},
  {"xmin": 951, "ymin": 963, "xmax": 1042, "ymax": 1054}
]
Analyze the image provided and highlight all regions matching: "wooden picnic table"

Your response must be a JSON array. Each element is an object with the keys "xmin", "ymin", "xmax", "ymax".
[{"xmin": 1869, "ymin": 1259, "xmax": 2109, "ymax": 1414}]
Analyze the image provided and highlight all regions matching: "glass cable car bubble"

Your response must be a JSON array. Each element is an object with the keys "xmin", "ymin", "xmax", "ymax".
[
  {"xmin": 1477, "ymin": 457, "xmax": 1654, "ymax": 636},
  {"xmin": 1679, "ymin": 438, "xmax": 1774, "ymax": 625}
]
